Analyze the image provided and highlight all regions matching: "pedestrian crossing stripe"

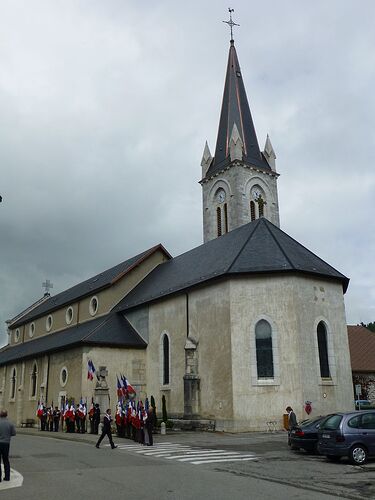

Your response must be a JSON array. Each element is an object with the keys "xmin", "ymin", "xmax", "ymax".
[
  {"xmin": 111, "ymin": 442, "xmax": 258, "ymax": 464},
  {"xmin": 191, "ymin": 457, "xmax": 258, "ymax": 464}
]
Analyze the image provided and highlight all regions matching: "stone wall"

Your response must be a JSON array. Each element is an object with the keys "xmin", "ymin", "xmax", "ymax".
[{"xmin": 202, "ymin": 162, "xmax": 279, "ymax": 242}]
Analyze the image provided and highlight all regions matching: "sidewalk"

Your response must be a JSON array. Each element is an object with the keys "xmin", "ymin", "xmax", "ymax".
[{"xmin": 17, "ymin": 425, "xmax": 287, "ymax": 449}]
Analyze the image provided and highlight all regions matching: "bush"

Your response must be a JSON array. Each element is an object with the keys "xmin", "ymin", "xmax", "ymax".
[{"xmin": 162, "ymin": 394, "xmax": 168, "ymax": 423}]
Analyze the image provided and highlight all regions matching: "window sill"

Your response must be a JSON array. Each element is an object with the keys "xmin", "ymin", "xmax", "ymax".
[
  {"xmin": 253, "ymin": 378, "xmax": 280, "ymax": 386},
  {"xmin": 320, "ymin": 378, "xmax": 334, "ymax": 386},
  {"xmin": 160, "ymin": 386, "xmax": 171, "ymax": 391}
]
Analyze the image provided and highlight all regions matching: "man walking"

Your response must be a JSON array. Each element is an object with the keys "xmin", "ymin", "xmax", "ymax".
[
  {"xmin": 95, "ymin": 409, "xmax": 117, "ymax": 449},
  {"xmin": 286, "ymin": 405, "xmax": 298, "ymax": 446},
  {"xmin": 0, "ymin": 410, "xmax": 16, "ymax": 482}
]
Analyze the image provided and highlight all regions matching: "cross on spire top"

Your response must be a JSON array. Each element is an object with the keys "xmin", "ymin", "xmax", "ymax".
[
  {"xmin": 223, "ymin": 8, "xmax": 239, "ymax": 42},
  {"xmin": 42, "ymin": 279, "xmax": 53, "ymax": 296}
]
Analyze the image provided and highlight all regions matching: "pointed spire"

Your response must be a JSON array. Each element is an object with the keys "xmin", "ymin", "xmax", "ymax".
[
  {"xmin": 204, "ymin": 41, "xmax": 271, "ymax": 178},
  {"xmin": 229, "ymin": 123, "xmax": 243, "ymax": 161},
  {"xmin": 201, "ymin": 141, "xmax": 213, "ymax": 177},
  {"xmin": 263, "ymin": 134, "xmax": 276, "ymax": 170}
]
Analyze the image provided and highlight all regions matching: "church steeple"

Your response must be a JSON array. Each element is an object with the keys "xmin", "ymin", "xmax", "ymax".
[
  {"xmin": 204, "ymin": 40, "xmax": 272, "ymax": 179},
  {"xmin": 200, "ymin": 17, "xmax": 280, "ymax": 243}
]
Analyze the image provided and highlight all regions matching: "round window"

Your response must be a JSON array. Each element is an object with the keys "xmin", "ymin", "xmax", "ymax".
[
  {"xmin": 60, "ymin": 367, "xmax": 68, "ymax": 387},
  {"xmin": 29, "ymin": 322, "xmax": 35, "ymax": 338},
  {"xmin": 65, "ymin": 306, "xmax": 74, "ymax": 325},
  {"xmin": 46, "ymin": 315, "xmax": 53, "ymax": 332},
  {"xmin": 14, "ymin": 329, "xmax": 20, "ymax": 342},
  {"xmin": 89, "ymin": 296, "xmax": 99, "ymax": 316}
]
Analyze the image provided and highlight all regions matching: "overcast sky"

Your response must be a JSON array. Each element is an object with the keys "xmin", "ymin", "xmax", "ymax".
[{"xmin": 1, "ymin": 0, "xmax": 374, "ymax": 346}]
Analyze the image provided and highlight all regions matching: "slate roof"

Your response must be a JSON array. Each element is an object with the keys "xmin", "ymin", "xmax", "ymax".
[
  {"xmin": 348, "ymin": 325, "xmax": 375, "ymax": 372},
  {"xmin": 11, "ymin": 244, "xmax": 170, "ymax": 328},
  {"xmin": 204, "ymin": 40, "xmax": 271, "ymax": 179},
  {"xmin": 115, "ymin": 218, "xmax": 349, "ymax": 311},
  {"xmin": 0, "ymin": 313, "xmax": 146, "ymax": 365}
]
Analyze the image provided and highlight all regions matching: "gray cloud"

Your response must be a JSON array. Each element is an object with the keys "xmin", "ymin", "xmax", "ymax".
[{"xmin": 1, "ymin": 0, "xmax": 374, "ymax": 345}]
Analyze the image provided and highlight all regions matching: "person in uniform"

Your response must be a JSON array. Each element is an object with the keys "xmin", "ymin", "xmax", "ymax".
[
  {"xmin": 47, "ymin": 407, "xmax": 54, "ymax": 432},
  {"xmin": 95, "ymin": 409, "xmax": 117, "ymax": 449},
  {"xmin": 40, "ymin": 406, "xmax": 47, "ymax": 431},
  {"xmin": 144, "ymin": 407, "xmax": 154, "ymax": 446},
  {"xmin": 93, "ymin": 404, "xmax": 100, "ymax": 434},
  {"xmin": 53, "ymin": 406, "xmax": 61, "ymax": 432}
]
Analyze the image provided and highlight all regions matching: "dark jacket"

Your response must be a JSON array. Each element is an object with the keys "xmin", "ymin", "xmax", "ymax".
[
  {"xmin": 288, "ymin": 411, "xmax": 298, "ymax": 430},
  {"xmin": 102, "ymin": 414, "xmax": 112, "ymax": 433},
  {"xmin": 0, "ymin": 418, "xmax": 16, "ymax": 443}
]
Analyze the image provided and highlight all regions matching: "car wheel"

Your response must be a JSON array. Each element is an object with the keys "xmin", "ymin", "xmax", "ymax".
[
  {"xmin": 349, "ymin": 445, "xmax": 367, "ymax": 465},
  {"xmin": 326, "ymin": 455, "xmax": 341, "ymax": 462}
]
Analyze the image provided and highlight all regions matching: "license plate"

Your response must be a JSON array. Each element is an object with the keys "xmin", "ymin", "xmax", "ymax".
[{"xmin": 322, "ymin": 434, "xmax": 330, "ymax": 439}]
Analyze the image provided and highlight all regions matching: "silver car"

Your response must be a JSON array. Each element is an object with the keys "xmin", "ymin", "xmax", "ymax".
[{"xmin": 318, "ymin": 410, "xmax": 375, "ymax": 465}]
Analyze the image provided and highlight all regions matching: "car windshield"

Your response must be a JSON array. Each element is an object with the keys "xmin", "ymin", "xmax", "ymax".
[
  {"xmin": 320, "ymin": 414, "xmax": 342, "ymax": 430},
  {"xmin": 300, "ymin": 416, "xmax": 324, "ymax": 427}
]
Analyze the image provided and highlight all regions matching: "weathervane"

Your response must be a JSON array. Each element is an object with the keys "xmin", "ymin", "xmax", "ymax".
[
  {"xmin": 223, "ymin": 8, "xmax": 240, "ymax": 41},
  {"xmin": 42, "ymin": 279, "xmax": 53, "ymax": 296}
]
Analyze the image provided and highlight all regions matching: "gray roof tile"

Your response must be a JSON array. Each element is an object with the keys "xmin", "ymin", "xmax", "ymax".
[
  {"xmin": 11, "ymin": 244, "xmax": 169, "ymax": 328},
  {"xmin": 0, "ymin": 313, "xmax": 146, "ymax": 365},
  {"xmin": 115, "ymin": 218, "xmax": 349, "ymax": 310}
]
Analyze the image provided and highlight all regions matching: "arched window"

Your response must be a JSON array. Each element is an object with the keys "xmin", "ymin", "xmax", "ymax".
[
  {"xmin": 250, "ymin": 201, "xmax": 256, "ymax": 221},
  {"xmin": 10, "ymin": 367, "xmax": 17, "ymax": 400},
  {"xmin": 31, "ymin": 362, "xmax": 37, "ymax": 397},
  {"xmin": 216, "ymin": 207, "xmax": 222, "ymax": 236},
  {"xmin": 255, "ymin": 320, "xmax": 274, "ymax": 378},
  {"xmin": 317, "ymin": 321, "xmax": 330, "ymax": 378},
  {"xmin": 224, "ymin": 203, "xmax": 228, "ymax": 233},
  {"xmin": 163, "ymin": 334, "xmax": 170, "ymax": 385}
]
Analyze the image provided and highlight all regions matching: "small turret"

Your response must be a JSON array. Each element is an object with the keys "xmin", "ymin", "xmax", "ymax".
[
  {"xmin": 263, "ymin": 134, "xmax": 276, "ymax": 171},
  {"xmin": 200, "ymin": 141, "xmax": 213, "ymax": 178},
  {"xmin": 229, "ymin": 123, "xmax": 244, "ymax": 162}
]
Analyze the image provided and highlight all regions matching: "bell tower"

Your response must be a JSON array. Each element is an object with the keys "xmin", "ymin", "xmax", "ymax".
[{"xmin": 200, "ymin": 16, "xmax": 280, "ymax": 243}]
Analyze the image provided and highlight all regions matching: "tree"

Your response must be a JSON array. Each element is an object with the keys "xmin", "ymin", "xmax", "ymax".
[
  {"xmin": 150, "ymin": 395, "xmax": 157, "ymax": 427},
  {"xmin": 161, "ymin": 394, "xmax": 168, "ymax": 423},
  {"xmin": 359, "ymin": 322, "xmax": 375, "ymax": 333}
]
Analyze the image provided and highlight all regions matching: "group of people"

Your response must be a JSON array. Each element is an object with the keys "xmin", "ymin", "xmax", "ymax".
[
  {"xmin": 37, "ymin": 401, "xmax": 102, "ymax": 434},
  {"xmin": 115, "ymin": 399, "xmax": 156, "ymax": 446},
  {"xmin": 38, "ymin": 406, "xmax": 61, "ymax": 432}
]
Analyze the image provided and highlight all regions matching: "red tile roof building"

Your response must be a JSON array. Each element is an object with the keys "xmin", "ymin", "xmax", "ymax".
[{"xmin": 348, "ymin": 325, "xmax": 375, "ymax": 401}]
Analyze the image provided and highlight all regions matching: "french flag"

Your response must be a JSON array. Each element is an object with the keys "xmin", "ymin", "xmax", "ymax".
[
  {"xmin": 116, "ymin": 376, "xmax": 123, "ymax": 399},
  {"xmin": 87, "ymin": 359, "xmax": 96, "ymax": 381},
  {"xmin": 122, "ymin": 375, "xmax": 136, "ymax": 396}
]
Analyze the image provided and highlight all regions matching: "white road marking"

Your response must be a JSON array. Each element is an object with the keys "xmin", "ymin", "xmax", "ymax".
[
  {"xmin": 191, "ymin": 456, "xmax": 258, "ymax": 464},
  {"xmin": 0, "ymin": 469, "xmax": 24, "ymax": 490},
  {"xmin": 114, "ymin": 441, "xmax": 259, "ymax": 465},
  {"xmin": 165, "ymin": 451, "xmax": 235, "ymax": 460}
]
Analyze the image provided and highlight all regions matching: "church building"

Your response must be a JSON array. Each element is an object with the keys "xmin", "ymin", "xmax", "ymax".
[{"xmin": 0, "ymin": 34, "xmax": 354, "ymax": 431}]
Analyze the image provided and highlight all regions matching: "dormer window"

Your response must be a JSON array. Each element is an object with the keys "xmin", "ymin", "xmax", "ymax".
[
  {"xmin": 66, "ymin": 306, "xmax": 74, "ymax": 325},
  {"xmin": 89, "ymin": 296, "xmax": 99, "ymax": 316},
  {"xmin": 29, "ymin": 322, "xmax": 35, "ymax": 338},
  {"xmin": 46, "ymin": 315, "xmax": 53, "ymax": 332},
  {"xmin": 14, "ymin": 329, "xmax": 20, "ymax": 343}
]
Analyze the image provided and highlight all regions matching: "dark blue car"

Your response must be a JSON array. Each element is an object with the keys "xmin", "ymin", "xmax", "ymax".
[
  {"xmin": 289, "ymin": 415, "xmax": 329, "ymax": 453},
  {"xmin": 318, "ymin": 410, "xmax": 375, "ymax": 465}
]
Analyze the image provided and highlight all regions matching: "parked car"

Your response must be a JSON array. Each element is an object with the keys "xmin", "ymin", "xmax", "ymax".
[
  {"xmin": 318, "ymin": 410, "xmax": 375, "ymax": 465},
  {"xmin": 289, "ymin": 415, "xmax": 329, "ymax": 453},
  {"xmin": 354, "ymin": 400, "xmax": 372, "ymax": 409}
]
